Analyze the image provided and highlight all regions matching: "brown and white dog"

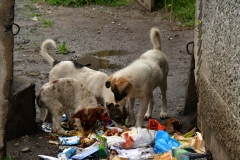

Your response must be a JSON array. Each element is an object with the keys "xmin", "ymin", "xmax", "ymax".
[
  {"xmin": 39, "ymin": 39, "xmax": 126, "ymax": 127},
  {"xmin": 105, "ymin": 27, "xmax": 169, "ymax": 127},
  {"xmin": 37, "ymin": 78, "xmax": 106, "ymax": 136}
]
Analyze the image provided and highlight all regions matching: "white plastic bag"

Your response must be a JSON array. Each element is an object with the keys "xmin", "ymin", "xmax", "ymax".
[
  {"xmin": 104, "ymin": 135, "xmax": 126, "ymax": 148},
  {"xmin": 103, "ymin": 127, "xmax": 156, "ymax": 149},
  {"xmin": 131, "ymin": 127, "xmax": 156, "ymax": 148}
]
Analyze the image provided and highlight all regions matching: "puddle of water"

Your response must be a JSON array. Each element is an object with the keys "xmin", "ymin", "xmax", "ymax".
[{"xmin": 75, "ymin": 50, "xmax": 132, "ymax": 71}]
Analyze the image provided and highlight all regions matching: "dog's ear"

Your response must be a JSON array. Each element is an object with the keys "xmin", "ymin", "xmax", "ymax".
[
  {"xmin": 96, "ymin": 106, "xmax": 106, "ymax": 113},
  {"xmin": 105, "ymin": 81, "xmax": 111, "ymax": 88},
  {"xmin": 116, "ymin": 78, "xmax": 132, "ymax": 95},
  {"xmin": 106, "ymin": 75, "xmax": 114, "ymax": 88},
  {"xmin": 71, "ymin": 109, "xmax": 85, "ymax": 119},
  {"xmin": 96, "ymin": 107, "xmax": 106, "ymax": 117},
  {"xmin": 106, "ymin": 102, "xmax": 114, "ymax": 109}
]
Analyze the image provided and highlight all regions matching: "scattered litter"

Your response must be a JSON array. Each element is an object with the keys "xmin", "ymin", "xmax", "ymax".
[
  {"xmin": 154, "ymin": 130, "xmax": 181, "ymax": 154},
  {"xmin": 48, "ymin": 140, "xmax": 59, "ymax": 145},
  {"xmin": 58, "ymin": 136, "xmax": 80, "ymax": 146},
  {"xmin": 42, "ymin": 122, "xmax": 53, "ymax": 133},
  {"xmin": 14, "ymin": 142, "xmax": 20, "ymax": 147},
  {"xmin": 172, "ymin": 147, "xmax": 212, "ymax": 160},
  {"xmin": 38, "ymin": 155, "xmax": 58, "ymax": 160},
  {"xmin": 103, "ymin": 127, "xmax": 156, "ymax": 149},
  {"xmin": 21, "ymin": 147, "xmax": 31, "ymax": 153},
  {"xmin": 39, "ymin": 116, "xmax": 211, "ymax": 160},
  {"xmin": 168, "ymin": 36, "xmax": 173, "ymax": 40},
  {"xmin": 163, "ymin": 117, "xmax": 183, "ymax": 134},
  {"xmin": 70, "ymin": 142, "xmax": 99, "ymax": 160},
  {"xmin": 147, "ymin": 118, "xmax": 165, "ymax": 131},
  {"xmin": 110, "ymin": 146, "xmax": 155, "ymax": 159},
  {"xmin": 31, "ymin": 16, "xmax": 38, "ymax": 21},
  {"xmin": 58, "ymin": 147, "xmax": 76, "ymax": 160}
]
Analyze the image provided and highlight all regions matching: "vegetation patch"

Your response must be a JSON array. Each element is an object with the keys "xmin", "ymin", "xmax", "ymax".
[
  {"xmin": 38, "ymin": 17, "xmax": 54, "ymax": 27},
  {"xmin": 41, "ymin": 0, "xmax": 133, "ymax": 7},
  {"xmin": 24, "ymin": 3, "xmax": 54, "ymax": 27},
  {"xmin": 30, "ymin": 0, "xmax": 195, "ymax": 28},
  {"xmin": 155, "ymin": 0, "xmax": 196, "ymax": 28},
  {"xmin": 57, "ymin": 41, "xmax": 70, "ymax": 54}
]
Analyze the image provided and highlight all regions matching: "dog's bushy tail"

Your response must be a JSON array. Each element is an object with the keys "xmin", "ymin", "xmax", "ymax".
[
  {"xmin": 150, "ymin": 27, "xmax": 161, "ymax": 50},
  {"xmin": 40, "ymin": 39, "xmax": 56, "ymax": 67}
]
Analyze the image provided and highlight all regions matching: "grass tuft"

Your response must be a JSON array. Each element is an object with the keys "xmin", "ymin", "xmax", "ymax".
[
  {"xmin": 57, "ymin": 41, "xmax": 69, "ymax": 54},
  {"xmin": 155, "ymin": 0, "xmax": 196, "ymax": 28},
  {"xmin": 39, "ymin": 17, "xmax": 54, "ymax": 27}
]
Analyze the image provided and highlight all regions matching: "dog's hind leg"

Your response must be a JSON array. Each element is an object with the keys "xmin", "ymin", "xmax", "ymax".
[
  {"xmin": 159, "ymin": 79, "xmax": 168, "ymax": 118},
  {"xmin": 127, "ymin": 97, "xmax": 135, "ymax": 127},
  {"xmin": 144, "ymin": 92, "xmax": 154, "ymax": 120}
]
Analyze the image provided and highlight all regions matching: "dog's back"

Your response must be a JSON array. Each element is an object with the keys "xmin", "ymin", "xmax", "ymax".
[
  {"xmin": 36, "ymin": 78, "xmax": 98, "ymax": 123},
  {"xmin": 49, "ymin": 61, "xmax": 108, "ymax": 99},
  {"xmin": 37, "ymin": 78, "xmax": 98, "ymax": 111}
]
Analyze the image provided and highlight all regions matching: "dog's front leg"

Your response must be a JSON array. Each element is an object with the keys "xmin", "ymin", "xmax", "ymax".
[
  {"xmin": 135, "ymin": 97, "xmax": 150, "ymax": 127},
  {"xmin": 127, "ymin": 97, "xmax": 135, "ymax": 126},
  {"xmin": 144, "ymin": 93, "xmax": 154, "ymax": 120},
  {"xmin": 73, "ymin": 118, "xmax": 81, "ymax": 130}
]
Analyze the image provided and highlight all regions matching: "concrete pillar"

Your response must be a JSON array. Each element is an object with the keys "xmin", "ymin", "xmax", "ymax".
[{"xmin": 0, "ymin": 0, "xmax": 14, "ymax": 158}]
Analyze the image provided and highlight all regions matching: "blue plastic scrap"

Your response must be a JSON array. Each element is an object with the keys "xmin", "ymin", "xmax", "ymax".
[{"xmin": 154, "ymin": 130, "xmax": 181, "ymax": 154}]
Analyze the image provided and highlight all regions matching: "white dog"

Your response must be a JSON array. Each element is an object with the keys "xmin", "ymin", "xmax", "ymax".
[
  {"xmin": 39, "ymin": 39, "xmax": 126, "ymax": 127},
  {"xmin": 37, "ymin": 78, "xmax": 106, "ymax": 136},
  {"xmin": 105, "ymin": 27, "xmax": 169, "ymax": 127}
]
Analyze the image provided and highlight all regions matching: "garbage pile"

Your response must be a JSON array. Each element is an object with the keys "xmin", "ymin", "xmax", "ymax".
[{"xmin": 39, "ymin": 114, "xmax": 212, "ymax": 160}]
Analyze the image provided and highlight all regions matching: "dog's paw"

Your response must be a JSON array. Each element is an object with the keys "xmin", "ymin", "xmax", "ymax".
[
  {"xmin": 56, "ymin": 128, "xmax": 67, "ymax": 135},
  {"xmin": 144, "ymin": 115, "xmax": 151, "ymax": 121},
  {"xmin": 126, "ymin": 120, "xmax": 135, "ymax": 127},
  {"xmin": 160, "ymin": 111, "xmax": 168, "ymax": 119}
]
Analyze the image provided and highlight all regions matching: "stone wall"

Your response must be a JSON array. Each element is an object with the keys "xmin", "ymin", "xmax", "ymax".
[{"xmin": 194, "ymin": 0, "xmax": 240, "ymax": 159}]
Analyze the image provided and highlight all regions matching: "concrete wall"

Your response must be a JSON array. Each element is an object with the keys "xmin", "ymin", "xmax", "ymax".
[
  {"xmin": 0, "ymin": 0, "xmax": 15, "ymax": 158},
  {"xmin": 194, "ymin": 0, "xmax": 240, "ymax": 159}
]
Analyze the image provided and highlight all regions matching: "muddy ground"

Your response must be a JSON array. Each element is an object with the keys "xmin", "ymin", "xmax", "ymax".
[{"xmin": 7, "ymin": 0, "xmax": 195, "ymax": 159}]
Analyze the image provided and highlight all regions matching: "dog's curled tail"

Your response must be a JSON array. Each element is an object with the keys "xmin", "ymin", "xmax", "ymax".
[
  {"xmin": 40, "ymin": 39, "xmax": 56, "ymax": 67},
  {"xmin": 150, "ymin": 27, "xmax": 161, "ymax": 50}
]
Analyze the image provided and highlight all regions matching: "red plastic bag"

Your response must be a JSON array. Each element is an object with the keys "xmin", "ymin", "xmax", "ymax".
[{"xmin": 147, "ymin": 119, "xmax": 164, "ymax": 131}]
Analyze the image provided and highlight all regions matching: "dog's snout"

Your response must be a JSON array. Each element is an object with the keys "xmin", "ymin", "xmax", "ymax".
[{"xmin": 114, "ymin": 92, "xmax": 127, "ymax": 102}]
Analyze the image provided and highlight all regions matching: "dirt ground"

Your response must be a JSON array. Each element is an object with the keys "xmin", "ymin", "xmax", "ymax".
[{"xmin": 7, "ymin": 0, "xmax": 195, "ymax": 159}]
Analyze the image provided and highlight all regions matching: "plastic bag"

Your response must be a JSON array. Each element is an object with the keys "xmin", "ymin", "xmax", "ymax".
[
  {"xmin": 131, "ymin": 127, "xmax": 156, "ymax": 148},
  {"xmin": 154, "ymin": 130, "xmax": 181, "ymax": 154},
  {"xmin": 104, "ymin": 127, "xmax": 156, "ymax": 149},
  {"xmin": 104, "ymin": 136, "xmax": 126, "ymax": 148}
]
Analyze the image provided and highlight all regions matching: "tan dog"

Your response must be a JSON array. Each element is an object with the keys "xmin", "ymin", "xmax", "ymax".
[
  {"xmin": 39, "ymin": 39, "xmax": 126, "ymax": 127},
  {"xmin": 37, "ymin": 78, "xmax": 105, "ymax": 136},
  {"xmin": 105, "ymin": 27, "xmax": 169, "ymax": 127}
]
